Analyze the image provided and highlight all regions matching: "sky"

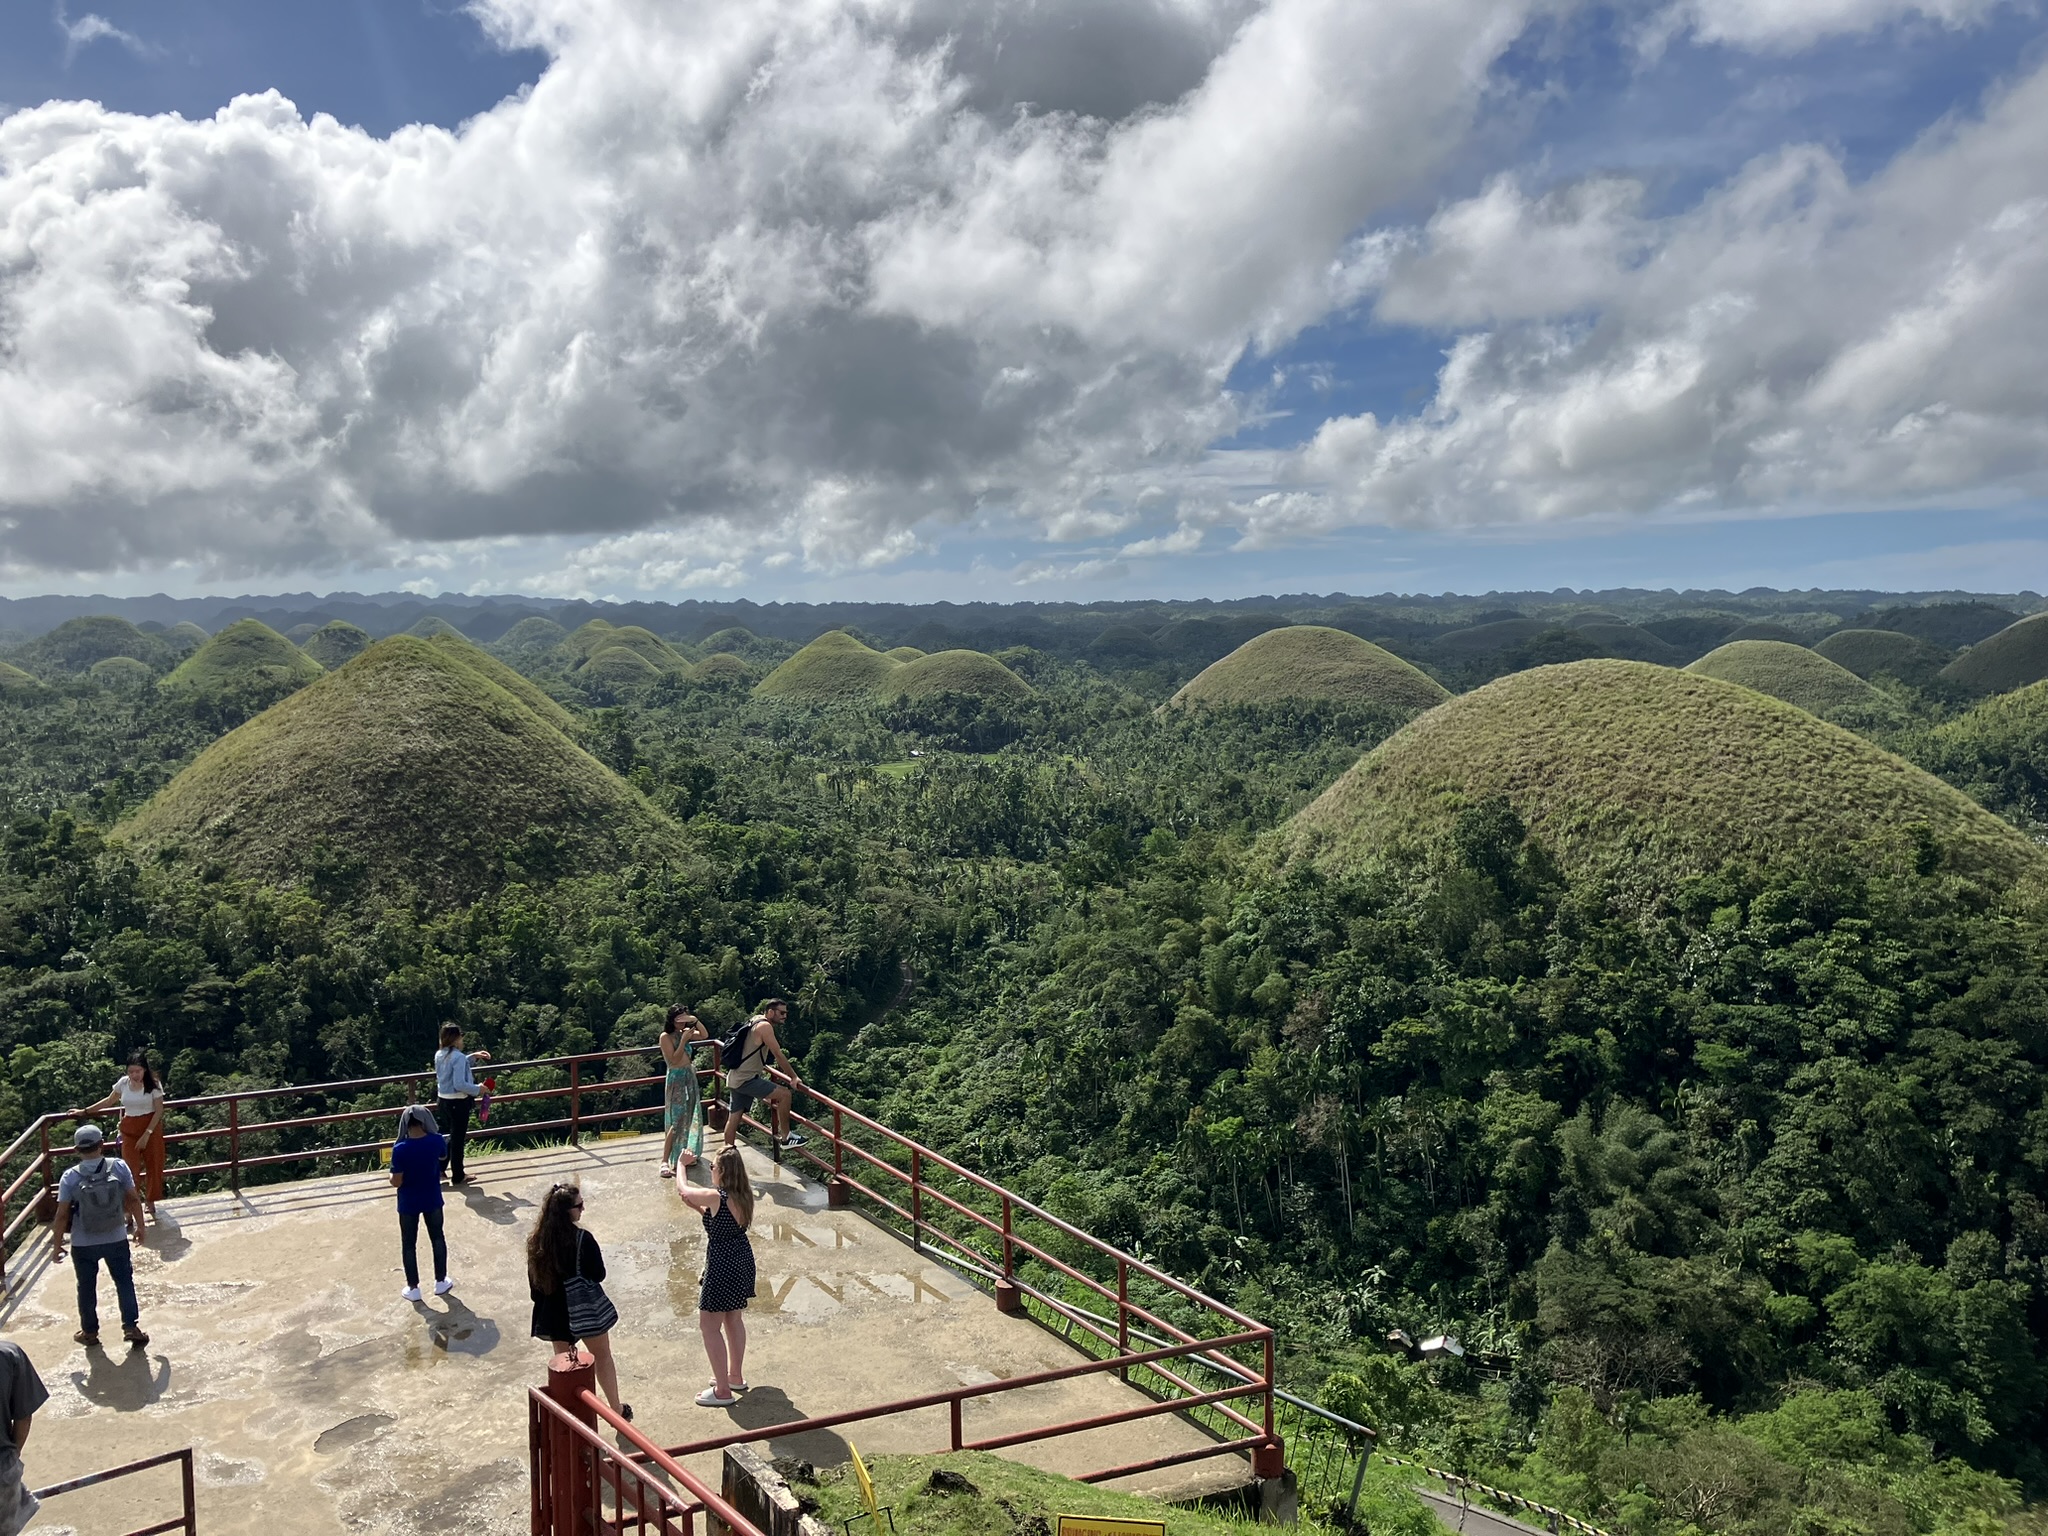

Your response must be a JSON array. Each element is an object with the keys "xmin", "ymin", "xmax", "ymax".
[{"xmin": 1, "ymin": 0, "xmax": 2045, "ymax": 603}]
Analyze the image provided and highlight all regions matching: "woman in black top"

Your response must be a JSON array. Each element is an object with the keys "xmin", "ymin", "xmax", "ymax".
[
  {"xmin": 675, "ymin": 1146, "xmax": 756, "ymax": 1407},
  {"xmin": 527, "ymin": 1183, "xmax": 630, "ymax": 1420}
]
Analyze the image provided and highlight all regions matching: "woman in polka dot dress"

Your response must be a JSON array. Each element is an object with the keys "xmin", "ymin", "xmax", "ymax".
[{"xmin": 676, "ymin": 1145, "xmax": 756, "ymax": 1406}]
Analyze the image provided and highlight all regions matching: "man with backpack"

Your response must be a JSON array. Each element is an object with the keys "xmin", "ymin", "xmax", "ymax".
[
  {"xmin": 50, "ymin": 1124, "xmax": 150, "ymax": 1349},
  {"xmin": 719, "ymin": 999, "xmax": 806, "ymax": 1153}
]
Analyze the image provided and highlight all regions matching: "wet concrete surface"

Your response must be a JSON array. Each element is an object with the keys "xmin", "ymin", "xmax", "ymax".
[{"xmin": 2, "ymin": 1134, "xmax": 1245, "ymax": 1535}]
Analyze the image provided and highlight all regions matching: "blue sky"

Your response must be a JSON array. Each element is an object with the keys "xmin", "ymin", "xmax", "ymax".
[{"xmin": 1, "ymin": 0, "xmax": 2044, "ymax": 602}]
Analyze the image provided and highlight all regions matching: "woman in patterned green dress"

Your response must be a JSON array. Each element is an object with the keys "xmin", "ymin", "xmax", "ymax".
[{"xmin": 659, "ymin": 1007, "xmax": 709, "ymax": 1176}]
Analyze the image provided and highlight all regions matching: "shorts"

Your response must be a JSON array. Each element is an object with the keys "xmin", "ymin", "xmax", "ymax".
[{"xmin": 727, "ymin": 1076, "xmax": 777, "ymax": 1114}]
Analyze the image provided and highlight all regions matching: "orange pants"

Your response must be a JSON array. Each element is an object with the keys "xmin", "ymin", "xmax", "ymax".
[{"xmin": 121, "ymin": 1113, "xmax": 165, "ymax": 1205}]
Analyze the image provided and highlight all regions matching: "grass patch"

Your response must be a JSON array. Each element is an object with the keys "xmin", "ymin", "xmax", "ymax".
[
  {"xmin": 1170, "ymin": 627, "xmax": 1448, "ymax": 712},
  {"xmin": 1284, "ymin": 659, "xmax": 2048, "ymax": 888},
  {"xmin": 802, "ymin": 1452, "xmax": 1269, "ymax": 1536},
  {"xmin": 1685, "ymin": 639, "xmax": 1889, "ymax": 718},
  {"xmin": 425, "ymin": 631, "xmax": 583, "ymax": 734},
  {"xmin": 122, "ymin": 635, "xmax": 684, "ymax": 900},
  {"xmin": 0, "ymin": 661, "xmax": 41, "ymax": 693}
]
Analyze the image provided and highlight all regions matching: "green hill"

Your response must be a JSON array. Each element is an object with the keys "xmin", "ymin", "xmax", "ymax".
[
  {"xmin": 1560, "ymin": 611, "xmax": 1628, "ymax": 628},
  {"xmin": 285, "ymin": 623, "xmax": 321, "ymax": 643},
  {"xmin": 407, "ymin": 616, "xmax": 462, "ymax": 639},
  {"xmin": 15, "ymin": 615, "xmax": 166, "ymax": 674},
  {"xmin": 690, "ymin": 652, "xmax": 753, "ymax": 685},
  {"xmin": 1940, "ymin": 611, "xmax": 2048, "ymax": 694},
  {"xmin": 580, "ymin": 644, "xmax": 665, "ymax": 691},
  {"xmin": 1639, "ymin": 614, "xmax": 1743, "ymax": 657},
  {"xmin": 565, "ymin": 620, "xmax": 621, "ymax": 659},
  {"xmin": 1086, "ymin": 625, "xmax": 1160, "ymax": 661},
  {"xmin": 1813, "ymin": 628, "xmax": 1951, "ymax": 684},
  {"xmin": 0, "ymin": 660, "xmax": 44, "ymax": 694},
  {"xmin": 1430, "ymin": 617, "xmax": 1546, "ymax": 655},
  {"xmin": 699, "ymin": 627, "xmax": 756, "ymax": 653},
  {"xmin": 1686, "ymin": 640, "xmax": 1887, "ymax": 717},
  {"xmin": 1169, "ymin": 626, "xmax": 1448, "ymax": 711},
  {"xmin": 423, "ymin": 631, "xmax": 581, "ymax": 734},
  {"xmin": 160, "ymin": 619, "xmax": 323, "ymax": 705},
  {"xmin": 1152, "ymin": 614, "xmax": 1290, "ymax": 665},
  {"xmin": 1723, "ymin": 621, "xmax": 1804, "ymax": 644},
  {"xmin": 1862, "ymin": 601, "xmax": 2018, "ymax": 649},
  {"xmin": 301, "ymin": 620, "xmax": 371, "ymax": 670},
  {"xmin": 886, "ymin": 646, "xmax": 926, "ymax": 662},
  {"xmin": 495, "ymin": 616, "xmax": 569, "ymax": 656},
  {"xmin": 1283, "ymin": 660, "xmax": 2044, "ymax": 888},
  {"xmin": 1570, "ymin": 623, "xmax": 1681, "ymax": 664},
  {"xmin": 888, "ymin": 650, "xmax": 1033, "ymax": 702},
  {"xmin": 165, "ymin": 622, "xmax": 211, "ymax": 653},
  {"xmin": 90, "ymin": 656, "xmax": 154, "ymax": 689},
  {"xmin": 1926, "ymin": 679, "xmax": 2048, "ymax": 831},
  {"xmin": 568, "ymin": 623, "xmax": 684, "ymax": 673},
  {"xmin": 755, "ymin": 632, "xmax": 901, "ymax": 702},
  {"xmin": 122, "ymin": 637, "xmax": 684, "ymax": 900}
]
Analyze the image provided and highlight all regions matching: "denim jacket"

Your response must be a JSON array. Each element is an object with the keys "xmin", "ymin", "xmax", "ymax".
[{"xmin": 434, "ymin": 1048, "xmax": 483, "ymax": 1099}]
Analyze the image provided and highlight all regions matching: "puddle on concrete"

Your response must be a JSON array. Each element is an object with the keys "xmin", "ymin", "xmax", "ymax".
[
  {"xmin": 198, "ymin": 1451, "xmax": 266, "ymax": 1488},
  {"xmin": 315, "ymin": 1413, "xmax": 396, "ymax": 1454},
  {"xmin": 749, "ymin": 1268, "xmax": 974, "ymax": 1319},
  {"xmin": 428, "ymin": 1310, "xmax": 500, "ymax": 1356},
  {"xmin": 761, "ymin": 1220, "xmax": 861, "ymax": 1249}
]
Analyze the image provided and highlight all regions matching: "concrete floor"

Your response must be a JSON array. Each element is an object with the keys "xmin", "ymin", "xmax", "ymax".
[{"xmin": 2, "ymin": 1133, "xmax": 1246, "ymax": 1536}]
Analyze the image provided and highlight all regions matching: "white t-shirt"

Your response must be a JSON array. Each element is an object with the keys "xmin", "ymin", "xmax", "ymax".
[{"xmin": 113, "ymin": 1078, "xmax": 163, "ymax": 1116}]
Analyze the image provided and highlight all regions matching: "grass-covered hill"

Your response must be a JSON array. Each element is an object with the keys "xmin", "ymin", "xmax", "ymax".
[
  {"xmin": 1569, "ymin": 622, "xmax": 1681, "ymax": 664},
  {"xmin": 690, "ymin": 652, "xmax": 753, "ymax": 685},
  {"xmin": 1086, "ymin": 624, "xmax": 1160, "ymax": 661},
  {"xmin": 1862, "ymin": 600, "xmax": 2019, "ymax": 648},
  {"xmin": 580, "ymin": 644, "xmax": 665, "ymax": 691},
  {"xmin": 1638, "ymin": 613, "xmax": 1743, "ymax": 657},
  {"xmin": 1430, "ymin": 616, "xmax": 1547, "ymax": 655},
  {"xmin": 755, "ymin": 631, "xmax": 901, "ymax": 702},
  {"xmin": 1151, "ymin": 613, "xmax": 1290, "ymax": 665},
  {"xmin": 407, "ymin": 616, "xmax": 462, "ymax": 639},
  {"xmin": 1169, "ymin": 625, "xmax": 1450, "ymax": 711},
  {"xmin": 1941, "ymin": 611, "xmax": 2048, "ymax": 694},
  {"xmin": 12, "ymin": 615, "xmax": 168, "ymax": 675},
  {"xmin": 1284, "ymin": 660, "xmax": 2046, "ymax": 887},
  {"xmin": 886, "ymin": 646, "xmax": 925, "ymax": 662},
  {"xmin": 1722, "ymin": 620, "xmax": 1804, "ymax": 643},
  {"xmin": 0, "ymin": 661, "xmax": 41, "ymax": 694},
  {"xmin": 888, "ymin": 649, "xmax": 1033, "ymax": 701},
  {"xmin": 423, "ymin": 631, "xmax": 581, "ymax": 735},
  {"xmin": 90, "ymin": 656, "xmax": 154, "ymax": 689},
  {"xmin": 121, "ymin": 637, "xmax": 684, "ymax": 899},
  {"xmin": 166, "ymin": 621, "xmax": 211, "ymax": 652},
  {"xmin": 495, "ymin": 616, "xmax": 570, "ymax": 656},
  {"xmin": 159, "ymin": 619, "xmax": 323, "ymax": 706},
  {"xmin": 1924, "ymin": 679, "xmax": 2048, "ymax": 833},
  {"xmin": 1685, "ymin": 639, "xmax": 1886, "ymax": 717},
  {"xmin": 1812, "ymin": 627, "xmax": 1951, "ymax": 684},
  {"xmin": 301, "ymin": 620, "xmax": 371, "ymax": 670}
]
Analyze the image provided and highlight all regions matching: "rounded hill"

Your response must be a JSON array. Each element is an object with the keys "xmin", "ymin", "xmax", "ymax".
[
  {"xmin": 1941, "ymin": 611, "xmax": 2048, "ymax": 694},
  {"xmin": 407, "ymin": 616, "xmax": 463, "ymax": 639},
  {"xmin": 495, "ymin": 616, "xmax": 570, "ymax": 655},
  {"xmin": 91, "ymin": 656, "xmax": 154, "ymax": 689},
  {"xmin": 581, "ymin": 645, "xmax": 665, "ymax": 691},
  {"xmin": 1430, "ymin": 617, "xmax": 1545, "ymax": 655},
  {"xmin": 166, "ymin": 622, "xmax": 212, "ymax": 652},
  {"xmin": 302, "ymin": 620, "xmax": 371, "ymax": 670},
  {"xmin": 1283, "ymin": 660, "xmax": 2045, "ymax": 888},
  {"xmin": 888, "ymin": 650, "xmax": 1033, "ymax": 702},
  {"xmin": 1723, "ymin": 621, "xmax": 1804, "ymax": 644},
  {"xmin": 571, "ymin": 624, "xmax": 685, "ymax": 673},
  {"xmin": 1169, "ymin": 626, "xmax": 1449, "ymax": 711},
  {"xmin": 690, "ymin": 652, "xmax": 753, "ymax": 685},
  {"xmin": 1685, "ymin": 640, "xmax": 1886, "ymax": 717},
  {"xmin": 0, "ymin": 661, "xmax": 42, "ymax": 694},
  {"xmin": 423, "ymin": 631, "xmax": 581, "ymax": 735},
  {"xmin": 160, "ymin": 619, "xmax": 322, "ymax": 705},
  {"xmin": 122, "ymin": 637, "xmax": 683, "ymax": 900},
  {"xmin": 16, "ymin": 615, "xmax": 165, "ymax": 674},
  {"xmin": 1087, "ymin": 625, "xmax": 1159, "ymax": 661},
  {"xmin": 755, "ymin": 632, "xmax": 900, "ymax": 702},
  {"xmin": 886, "ymin": 646, "xmax": 926, "ymax": 662},
  {"xmin": 1813, "ymin": 628, "xmax": 1950, "ymax": 684},
  {"xmin": 1570, "ymin": 624, "xmax": 1681, "ymax": 664}
]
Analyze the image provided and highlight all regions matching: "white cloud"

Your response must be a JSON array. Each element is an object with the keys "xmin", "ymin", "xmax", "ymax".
[
  {"xmin": 55, "ymin": 4, "xmax": 155, "ymax": 64},
  {"xmin": 1663, "ymin": 0, "xmax": 2007, "ymax": 51},
  {"xmin": 1261, "ymin": 58, "xmax": 2048, "ymax": 539}
]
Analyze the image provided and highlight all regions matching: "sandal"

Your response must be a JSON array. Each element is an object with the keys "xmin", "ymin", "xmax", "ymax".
[
  {"xmin": 695, "ymin": 1387, "xmax": 736, "ymax": 1408},
  {"xmin": 659, "ymin": 1166, "xmax": 675, "ymax": 1178}
]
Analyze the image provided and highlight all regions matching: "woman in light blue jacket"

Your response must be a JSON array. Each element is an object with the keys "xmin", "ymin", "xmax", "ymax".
[{"xmin": 433, "ymin": 1024, "xmax": 492, "ymax": 1186}]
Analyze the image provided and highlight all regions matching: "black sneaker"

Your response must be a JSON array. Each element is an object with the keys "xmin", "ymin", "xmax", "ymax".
[{"xmin": 780, "ymin": 1132, "xmax": 808, "ymax": 1149}]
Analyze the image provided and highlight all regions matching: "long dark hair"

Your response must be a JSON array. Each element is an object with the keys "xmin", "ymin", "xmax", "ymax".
[
  {"xmin": 662, "ymin": 1005, "xmax": 688, "ymax": 1038},
  {"xmin": 713, "ymin": 1146, "xmax": 753, "ymax": 1231},
  {"xmin": 526, "ymin": 1183, "xmax": 583, "ymax": 1293},
  {"xmin": 128, "ymin": 1049, "xmax": 159, "ymax": 1094}
]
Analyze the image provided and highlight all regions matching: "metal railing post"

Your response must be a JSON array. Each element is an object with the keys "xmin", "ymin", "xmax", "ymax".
[
  {"xmin": 950, "ymin": 1397, "xmax": 963, "ymax": 1451},
  {"xmin": 833, "ymin": 1107, "xmax": 843, "ymax": 1180},
  {"xmin": 228, "ymin": 1098, "xmax": 241, "ymax": 1195},
  {"xmin": 1117, "ymin": 1258, "xmax": 1130, "ymax": 1376},
  {"xmin": 38, "ymin": 1121, "xmax": 53, "ymax": 1205},
  {"xmin": 910, "ymin": 1149, "xmax": 922, "ymax": 1252},
  {"xmin": 569, "ymin": 1060, "xmax": 581, "ymax": 1146},
  {"xmin": 180, "ymin": 1447, "xmax": 197, "ymax": 1535}
]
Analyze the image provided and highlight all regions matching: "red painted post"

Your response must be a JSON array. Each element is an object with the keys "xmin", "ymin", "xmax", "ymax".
[
  {"xmin": 569, "ymin": 1060, "xmax": 582, "ymax": 1147},
  {"xmin": 995, "ymin": 1196, "xmax": 1023, "ymax": 1315},
  {"xmin": 180, "ymin": 1447, "xmax": 197, "ymax": 1535},
  {"xmin": 950, "ymin": 1397, "xmax": 963, "ymax": 1451},
  {"xmin": 910, "ymin": 1149, "xmax": 922, "ymax": 1253},
  {"xmin": 545, "ymin": 1350, "xmax": 599, "ymax": 1536},
  {"xmin": 833, "ymin": 1107, "xmax": 843, "ymax": 1180},
  {"xmin": 1250, "ymin": 1330, "xmax": 1283, "ymax": 1480},
  {"xmin": 228, "ymin": 1098, "xmax": 241, "ymax": 1195},
  {"xmin": 1117, "ymin": 1258, "xmax": 1129, "ymax": 1377}
]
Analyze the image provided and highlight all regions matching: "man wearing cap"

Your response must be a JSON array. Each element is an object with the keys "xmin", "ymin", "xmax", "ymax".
[{"xmin": 50, "ymin": 1125, "xmax": 150, "ymax": 1349}]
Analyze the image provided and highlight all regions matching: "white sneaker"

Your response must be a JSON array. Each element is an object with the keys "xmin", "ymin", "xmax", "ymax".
[
  {"xmin": 401, "ymin": 1285, "xmax": 423, "ymax": 1302},
  {"xmin": 434, "ymin": 1277, "xmax": 456, "ymax": 1295}
]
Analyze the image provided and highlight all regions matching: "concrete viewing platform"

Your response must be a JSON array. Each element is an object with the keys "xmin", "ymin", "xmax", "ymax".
[{"xmin": 2, "ymin": 1132, "xmax": 1244, "ymax": 1536}]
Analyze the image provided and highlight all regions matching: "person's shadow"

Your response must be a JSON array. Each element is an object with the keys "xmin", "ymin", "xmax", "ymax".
[
  {"xmin": 460, "ymin": 1186, "xmax": 531, "ymax": 1226},
  {"xmin": 73, "ymin": 1347, "xmax": 171, "ymax": 1411},
  {"xmin": 726, "ymin": 1385, "xmax": 851, "ymax": 1467},
  {"xmin": 412, "ymin": 1294, "xmax": 500, "ymax": 1357}
]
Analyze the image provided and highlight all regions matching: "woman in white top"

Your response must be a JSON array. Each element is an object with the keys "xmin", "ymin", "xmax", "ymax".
[{"xmin": 87, "ymin": 1051, "xmax": 167, "ymax": 1215}]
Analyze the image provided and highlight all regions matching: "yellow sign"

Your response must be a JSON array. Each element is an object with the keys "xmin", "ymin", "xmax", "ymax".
[
  {"xmin": 849, "ymin": 1442, "xmax": 882, "ymax": 1527},
  {"xmin": 1056, "ymin": 1518, "xmax": 1165, "ymax": 1536}
]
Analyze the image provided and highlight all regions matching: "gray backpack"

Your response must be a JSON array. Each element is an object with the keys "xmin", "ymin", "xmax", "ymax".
[{"xmin": 71, "ymin": 1160, "xmax": 127, "ymax": 1241}]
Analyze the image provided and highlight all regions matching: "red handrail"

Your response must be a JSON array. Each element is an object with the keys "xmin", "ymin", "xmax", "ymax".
[{"xmin": 29, "ymin": 1446, "xmax": 196, "ymax": 1536}]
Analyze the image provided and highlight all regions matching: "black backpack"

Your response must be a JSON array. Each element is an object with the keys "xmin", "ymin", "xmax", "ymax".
[{"xmin": 716, "ymin": 1020, "xmax": 760, "ymax": 1073}]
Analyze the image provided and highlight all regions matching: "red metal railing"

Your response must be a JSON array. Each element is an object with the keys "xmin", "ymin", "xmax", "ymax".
[
  {"xmin": 531, "ymin": 1379, "xmax": 766, "ymax": 1536},
  {"xmin": 29, "ymin": 1446, "xmax": 196, "ymax": 1536}
]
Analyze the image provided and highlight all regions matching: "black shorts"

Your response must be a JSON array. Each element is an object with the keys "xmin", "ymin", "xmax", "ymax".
[{"xmin": 727, "ymin": 1076, "xmax": 777, "ymax": 1114}]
